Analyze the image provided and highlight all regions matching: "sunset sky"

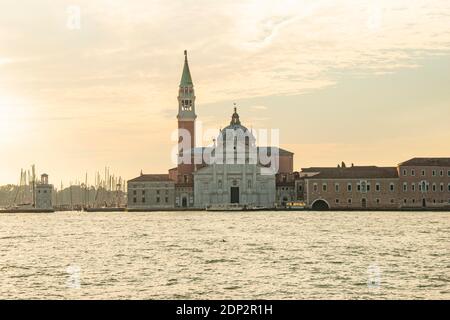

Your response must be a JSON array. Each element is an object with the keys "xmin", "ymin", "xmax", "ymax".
[{"xmin": 1, "ymin": 0, "xmax": 450, "ymax": 186}]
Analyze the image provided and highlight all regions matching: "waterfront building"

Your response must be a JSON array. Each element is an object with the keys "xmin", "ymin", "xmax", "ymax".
[
  {"xmin": 276, "ymin": 172, "xmax": 298, "ymax": 206},
  {"xmin": 35, "ymin": 174, "xmax": 53, "ymax": 210},
  {"xmin": 296, "ymin": 158, "xmax": 450, "ymax": 210},
  {"xmin": 127, "ymin": 174, "xmax": 175, "ymax": 210},
  {"xmin": 298, "ymin": 164, "xmax": 400, "ymax": 210},
  {"xmin": 398, "ymin": 158, "xmax": 450, "ymax": 209}
]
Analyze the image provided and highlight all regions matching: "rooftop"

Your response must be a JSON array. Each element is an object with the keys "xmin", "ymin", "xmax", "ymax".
[
  {"xmin": 302, "ymin": 166, "xmax": 399, "ymax": 179},
  {"xmin": 128, "ymin": 174, "xmax": 173, "ymax": 183},
  {"xmin": 398, "ymin": 158, "xmax": 450, "ymax": 167}
]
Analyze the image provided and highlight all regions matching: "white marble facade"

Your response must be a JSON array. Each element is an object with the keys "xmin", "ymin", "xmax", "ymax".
[{"xmin": 193, "ymin": 163, "xmax": 276, "ymax": 208}]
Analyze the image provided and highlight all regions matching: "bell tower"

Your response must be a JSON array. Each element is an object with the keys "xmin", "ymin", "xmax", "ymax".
[{"xmin": 177, "ymin": 50, "xmax": 196, "ymax": 183}]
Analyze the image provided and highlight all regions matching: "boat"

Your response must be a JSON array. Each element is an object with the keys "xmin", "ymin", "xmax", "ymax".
[
  {"xmin": 84, "ymin": 207, "xmax": 126, "ymax": 212},
  {"xmin": 285, "ymin": 201, "xmax": 307, "ymax": 210},
  {"xmin": 0, "ymin": 207, "xmax": 55, "ymax": 213},
  {"xmin": 206, "ymin": 204, "xmax": 269, "ymax": 211}
]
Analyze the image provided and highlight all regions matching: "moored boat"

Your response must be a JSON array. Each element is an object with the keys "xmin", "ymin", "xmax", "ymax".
[
  {"xmin": 206, "ymin": 204, "xmax": 269, "ymax": 211},
  {"xmin": 285, "ymin": 201, "xmax": 307, "ymax": 210}
]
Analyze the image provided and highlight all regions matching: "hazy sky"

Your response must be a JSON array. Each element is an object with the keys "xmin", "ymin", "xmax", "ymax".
[{"xmin": 1, "ymin": 0, "xmax": 450, "ymax": 185}]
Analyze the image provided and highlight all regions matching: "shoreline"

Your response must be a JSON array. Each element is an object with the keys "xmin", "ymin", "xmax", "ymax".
[{"xmin": 1, "ymin": 208, "xmax": 450, "ymax": 213}]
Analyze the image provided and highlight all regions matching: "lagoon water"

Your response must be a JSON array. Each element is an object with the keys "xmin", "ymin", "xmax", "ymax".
[{"xmin": 0, "ymin": 211, "xmax": 448, "ymax": 299}]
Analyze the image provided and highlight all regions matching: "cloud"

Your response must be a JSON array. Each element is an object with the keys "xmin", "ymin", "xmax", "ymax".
[
  {"xmin": 0, "ymin": 0, "xmax": 449, "ymax": 184},
  {"xmin": 250, "ymin": 105, "xmax": 268, "ymax": 110},
  {"xmin": 1, "ymin": 0, "xmax": 449, "ymax": 106}
]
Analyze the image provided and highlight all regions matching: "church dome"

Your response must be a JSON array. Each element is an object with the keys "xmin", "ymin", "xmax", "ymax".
[{"xmin": 217, "ymin": 107, "xmax": 256, "ymax": 149}]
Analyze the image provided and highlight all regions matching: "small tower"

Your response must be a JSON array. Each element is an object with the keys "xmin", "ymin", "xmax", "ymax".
[
  {"xmin": 177, "ymin": 50, "xmax": 197, "ymax": 184},
  {"xmin": 35, "ymin": 174, "xmax": 53, "ymax": 210}
]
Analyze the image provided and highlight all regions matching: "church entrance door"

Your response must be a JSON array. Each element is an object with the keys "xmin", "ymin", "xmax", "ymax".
[
  {"xmin": 230, "ymin": 187, "xmax": 239, "ymax": 204},
  {"xmin": 182, "ymin": 197, "xmax": 187, "ymax": 207}
]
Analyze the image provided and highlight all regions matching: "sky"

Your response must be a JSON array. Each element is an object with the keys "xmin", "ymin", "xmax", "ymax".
[{"xmin": 0, "ymin": 0, "xmax": 449, "ymax": 185}]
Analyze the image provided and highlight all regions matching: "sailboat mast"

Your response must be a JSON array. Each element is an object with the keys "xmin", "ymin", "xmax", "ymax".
[{"xmin": 32, "ymin": 165, "xmax": 36, "ymax": 208}]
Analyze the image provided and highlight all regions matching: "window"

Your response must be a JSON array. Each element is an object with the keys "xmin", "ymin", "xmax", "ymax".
[
  {"xmin": 390, "ymin": 183, "xmax": 395, "ymax": 192},
  {"xmin": 376, "ymin": 199, "xmax": 380, "ymax": 204},
  {"xmin": 448, "ymin": 170, "xmax": 450, "ymax": 177},
  {"xmin": 412, "ymin": 199, "xmax": 416, "ymax": 204},
  {"xmin": 156, "ymin": 197, "xmax": 160, "ymax": 203},
  {"xmin": 357, "ymin": 181, "xmax": 368, "ymax": 192},
  {"xmin": 313, "ymin": 183, "xmax": 318, "ymax": 192},
  {"xmin": 142, "ymin": 197, "xmax": 146, "ymax": 203},
  {"xmin": 142, "ymin": 190, "xmax": 146, "ymax": 195},
  {"xmin": 412, "ymin": 183, "xmax": 416, "ymax": 192},
  {"xmin": 390, "ymin": 199, "xmax": 395, "ymax": 204},
  {"xmin": 165, "ymin": 197, "xmax": 169, "ymax": 203},
  {"xmin": 440, "ymin": 170, "xmax": 444, "ymax": 177},
  {"xmin": 347, "ymin": 183, "xmax": 352, "ymax": 192},
  {"xmin": 218, "ymin": 180, "xmax": 222, "ymax": 189},
  {"xmin": 322, "ymin": 183, "xmax": 327, "ymax": 192},
  {"xmin": 403, "ymin": 182, "xmax": 408, "ymax": 192},
  {"xmin": 432, "ymin": 183, "xmax": 436, "ymax": 192},
  {"xmin": 335, "ymin": 199, "xmax": 340, "ymax": 204},
  {"xmin": 335, "ymin": 183, "xmax": 340, "ymax": 192},
  {"xmin": 248, "ymin": 180, "xmax": 252, "ymax": 189},
  {"xmin": 367, "ymin": 184, "xmax": 371, "ymax": 192},
  {"xmin": 421, "ymin": 170, "xmax": 426, "ymax": 176},
  {"xmin": 156, "ymin": 190, "xmax": 160, "ymax": 195},
  {"xmin": 402, "ymin": 169, "xmax": 407, "ymax": 176},
  {"xmin": 411, "ymin": 169, "xmax": 415, "ymax": 176},
  {"xmin": 432, "ymin": 170, "xmax": 436, "ymax": 176},
  {"xmin": 348, "ymin": 198, "xmax": 352, "ymax": 204},
  {"xmin": 404, "ymin": 199, "xmax": 407, "ymax": 204},
  {"xmin": 448, "ymin": 184, "xmax": 450, "ymax": 192},
  {"xmin": 376, "ymin": 183, "xmax": 381, "ymax": 192},
  {"xmin": 133, "ymin": 197, "xmax": 137, "ymax": 203},
  {"xmin": 298, "ymin": 185, "xmax": 303, "ymax": 192},
  {"xmin": 133, "ymin": 190, "xmax": 137, "ymax": 196},
  {"xmin": 43, "ymin": 190, "xmax": 47, "ymax": 193},
  {"xmin": 440, "ymin": 183, "xmax": 444, "ymax": 192}
]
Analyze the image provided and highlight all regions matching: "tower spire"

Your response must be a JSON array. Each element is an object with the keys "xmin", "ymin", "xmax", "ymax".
[{"xmin": 180, "ymin": 49, "xmax": 193, "ymax": 86}]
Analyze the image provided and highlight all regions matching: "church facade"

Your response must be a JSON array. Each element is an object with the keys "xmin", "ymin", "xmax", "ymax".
[{"xmin": 192, "ymin": 109, "xmax": 276, "ymax": 208}]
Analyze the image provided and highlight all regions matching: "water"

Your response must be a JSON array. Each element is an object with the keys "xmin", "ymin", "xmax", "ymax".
[{"xmin": 0, "ymin": 211, "xmax": 448, "ymax": 299}]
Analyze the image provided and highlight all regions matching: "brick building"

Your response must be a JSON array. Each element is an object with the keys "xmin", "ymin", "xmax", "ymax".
[
  {"xmin": 397, "ymin": 158, "xmax": 450, "ymax": 208},
  {"xmin": 297, "ymin": 158, "xmax": 450, "ymax": 210}
]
